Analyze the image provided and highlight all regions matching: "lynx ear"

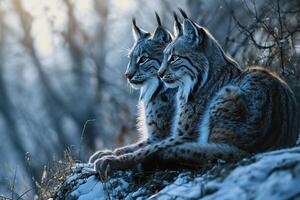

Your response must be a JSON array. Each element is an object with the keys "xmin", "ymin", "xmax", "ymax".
[
  {"xmin": 132, "ymin": 18, "xmax": 150, "ymax": 41},
  {"xmin": 183, "ymin": 19, "xmax": 203, "ymax": 44},
  {"xmin": 183, "ymin": 19, "xmax": 198, "ymax": 40},
  {"xmin": 173, "ymin": 12, "xmax": 182, "ymax": 37},
  {"xmin": 152, "ymin": 12, "xmax": 171, "ymax": 43},
  {"xmin": 153, "ymin": 27, "xmax": 171, "ymax": 43}
]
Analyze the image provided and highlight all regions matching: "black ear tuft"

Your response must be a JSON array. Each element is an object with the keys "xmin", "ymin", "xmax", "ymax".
[
  {"xmin": 132, "ymin": 17, "xmax": 150, "ymax": 41},
  {"xmin": 178, "ymin": 8, "xmax": 188, "ymax": 19},
  {"xmin": 173, "ymin": 12, "xmax": 182, "ymax": 36},
  {"xmin": 155, "ymin": 11, "xmax": 162, "ymax": 26},
  {"xmin": 173, "ymin": 12, "xmax": 180, "ymax": 29},
  {"xmin": 132, "ymin": 18, "xmax": 139, "ymax": 32},
  {"xmin": 132, "ymin": 17, "xmax": 141, "ymax": 40}
]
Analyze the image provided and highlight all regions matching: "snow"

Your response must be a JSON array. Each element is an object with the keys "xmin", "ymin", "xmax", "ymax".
[
  {"xmin": 200, "ymin": 147, "xmax": 300, "ymax": 200},
  {"xmin": 63, "ymin": 174, "xmax": 106, "ymax": 199},
  {"xmin": 55, "ymin": 146, "xmax": 300, "ymax": 200},
  {"xmin": 150, "ymin": 176, "xmax": 204, "ymax": 199},
  {"xmin": 76, "ymin": 177, "xmax": 104, "ymax": 200}
]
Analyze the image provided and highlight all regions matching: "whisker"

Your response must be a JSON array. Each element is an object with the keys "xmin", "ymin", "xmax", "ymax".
[{"xmin": 119, "ymin": 46, "xmax": 131, "ymax": 57}]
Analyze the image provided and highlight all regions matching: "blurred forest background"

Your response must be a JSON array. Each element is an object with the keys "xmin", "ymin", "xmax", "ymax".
[{"xmin": 0, "ymin": 0, "xmax": 299, "ymax": 198}]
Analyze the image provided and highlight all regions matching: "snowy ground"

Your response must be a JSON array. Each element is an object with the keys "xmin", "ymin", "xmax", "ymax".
[{"xmin": 53, "ymin": 146, "xmax": 300, "ymax": 200}]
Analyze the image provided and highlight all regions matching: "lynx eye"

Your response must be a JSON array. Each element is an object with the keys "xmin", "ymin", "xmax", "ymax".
[{"xmin": 138, "ymin": 56, "xmax": 149, "ymax": 64}]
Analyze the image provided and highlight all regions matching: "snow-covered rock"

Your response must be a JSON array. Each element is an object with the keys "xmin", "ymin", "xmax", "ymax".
[{"xmin": 54, "ymin": 146, "xmax": 300, "ymax": 200}]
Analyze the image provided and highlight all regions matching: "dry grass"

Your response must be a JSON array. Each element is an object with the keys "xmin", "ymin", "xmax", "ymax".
[{"xmin": 35, "ymin": 150, "xmax": 75, "ymax": 200}]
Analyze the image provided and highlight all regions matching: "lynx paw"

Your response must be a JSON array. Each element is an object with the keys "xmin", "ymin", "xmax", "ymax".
[
  {"xmin": 89, "ymin": 150, "xmax": 114, "ymax": 164},
  {"xmin": 94, "ymin": 155, "xmax": 123, "ymax": 176}
]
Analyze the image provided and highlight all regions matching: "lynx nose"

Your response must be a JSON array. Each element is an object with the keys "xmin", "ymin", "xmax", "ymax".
[
  {"xmin": 157, "ymin": 69, "xmax": 165, "ymax": 78},
  {"xmin": 125, "ymin": 71, "xmax": 134, "ymax": 79}
]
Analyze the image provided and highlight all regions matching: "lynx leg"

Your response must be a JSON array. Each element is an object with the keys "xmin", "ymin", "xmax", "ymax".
[
  {"xmin": 89, "ymin": 138, "xmax": 157, "ymax": 164},
  {"xmin": 159, "ymin": 142, "xmax": 248, "ymax": 167},
  {"xmin": 113, "ymin": 138, "xmax": 158, "ymax": 155},
  {"xmin": 94, "ymin": 136, "xmax": 187, "ymax": 174}
]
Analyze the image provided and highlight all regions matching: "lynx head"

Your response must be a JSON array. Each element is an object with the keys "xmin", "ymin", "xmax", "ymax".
[
  {"xmin": 126, "ymin": 13, "xmax": 172, "ymax": 103},
  {"xmin": 158, "ymin": 10, "xmax": 228, "ymax": 102}
]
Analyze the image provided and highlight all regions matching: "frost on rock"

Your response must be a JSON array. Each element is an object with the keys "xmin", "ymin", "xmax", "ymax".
[{"xmin": 54, "ymin": 146, "xmax": 300, "ymax": 200}]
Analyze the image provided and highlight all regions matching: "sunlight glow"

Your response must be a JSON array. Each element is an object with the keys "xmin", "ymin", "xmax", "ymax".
[
  {"xmin": 112, "ymin": 0, "xmax": 133, "ymax": 11},
  {"xmin": 21, "ymin": 0, "xmax": 93, "ymax": 56},
  {"xmin": 17, "ymin": 0, "xmax": 134, "ymax": 58}
]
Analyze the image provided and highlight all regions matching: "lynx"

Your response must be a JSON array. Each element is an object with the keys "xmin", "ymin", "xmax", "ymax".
[
  {"xmin": 89, "ymin": 13, "xmax": 176, "ymax": 166},
  {"xmin": 93, "ymin": 11, "xmax": 299, "ymax": 174}
]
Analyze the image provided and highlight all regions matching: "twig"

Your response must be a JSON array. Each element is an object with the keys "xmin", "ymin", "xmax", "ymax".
[
  {"xmin": 11, "ymin": 167, "xmax": 17, "ymax": 200},
  {"xmin": 16, "ymin": 188, "xmax": 33, "ymax": 200},
  {"xmin": 276, "ymin": 0, "xmax": 285, "ymax": 74},
  {"xmin": 79, "ymin": 119, "xmax": 96, "ymax": 160},
  {"xmin": 224, "ymin": 1, "xmax": 276, "ymax": 49}
]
